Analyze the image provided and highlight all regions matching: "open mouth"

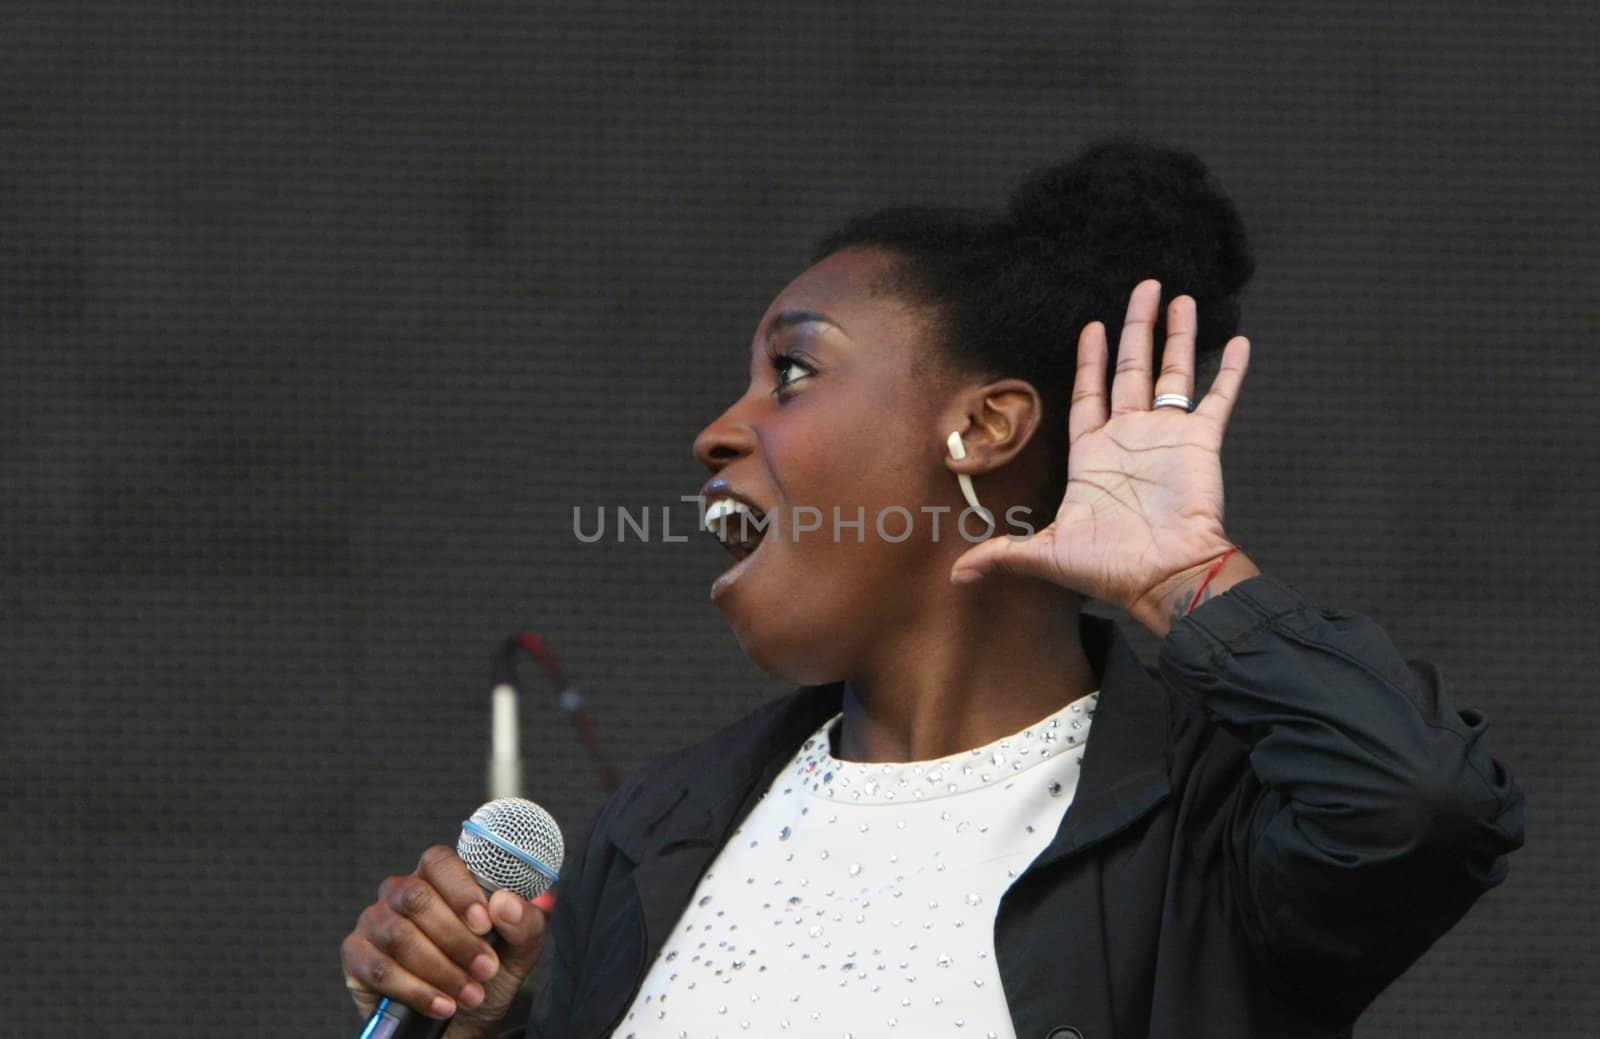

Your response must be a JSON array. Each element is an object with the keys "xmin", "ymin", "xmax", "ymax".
[{"xmin": 704, "ymin": 497, "xmax": 769, "ymax": 562}]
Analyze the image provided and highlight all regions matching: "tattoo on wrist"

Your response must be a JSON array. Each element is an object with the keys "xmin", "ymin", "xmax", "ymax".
[
  {"xmin": 1172, "ymin": 583, "xmax": 1213, "ymax": 623},
  {"xmin": 1171, "ymin": 545, "xmax": 1242, "ymax": 624}
]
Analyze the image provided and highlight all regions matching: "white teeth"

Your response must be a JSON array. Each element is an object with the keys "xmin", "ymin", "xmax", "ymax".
[
  {"xmin": 704, "ymin": 498, "xmax": 759, "ymax": 538},
  {"xmin": 707, "ymin": 496, "xmax": 768, "ymax": 537}
]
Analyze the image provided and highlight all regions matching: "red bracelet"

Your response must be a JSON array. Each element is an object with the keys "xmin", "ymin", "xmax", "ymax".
[{"xmin": 1185, "ymin": 545, "xmax": 1241, "ymax": 615}]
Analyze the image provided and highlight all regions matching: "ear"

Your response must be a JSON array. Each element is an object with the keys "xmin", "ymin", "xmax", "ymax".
[{"xmin": 943, "ymin": 379, "xmax": 1044, "ymax": 475}]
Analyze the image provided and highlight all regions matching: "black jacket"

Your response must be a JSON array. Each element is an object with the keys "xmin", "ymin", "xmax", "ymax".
[{"xmin": 522, "ymin": 576, "xmax": 1524, "ymax": 1038}]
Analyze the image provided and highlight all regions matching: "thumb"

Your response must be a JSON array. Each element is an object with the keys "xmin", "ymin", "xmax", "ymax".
[
  {"xmin": 950, "ymin": 528, "xmax": 1057, "ymax": 585},
  {"xmin": 461, "ymin": 889, "xmax": 549, "ymax": 1025},
  {"xmin": 488, "ymin": 889, "xmax": 548, "ymax": 978}
]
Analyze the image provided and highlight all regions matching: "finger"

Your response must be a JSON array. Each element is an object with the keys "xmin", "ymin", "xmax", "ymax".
[
  {"xmin": 487, "ymin": 889, "xmax": 549, "ymax": 978},
  {"xmin": 379, "ymin": 864, "xmax": 499, "ymax": 984},
  {"xmin": 341, "ymin": 928, "xmax": 464, "ymax": 1021},
  {"xmin": 1068, "ymin": 321, "xmax": 1109, "ymax": 444},
  {"xmin": 415, "ymin": 844, "xmax": 495, "ymax": 935},
  {"xmin": 949, "ymin": 529, "xmax": 1056, "ymax": 586},
  {"xmin": 464, "ymin": 892, "xmax": 551, "ymax": 1024},
  {"xmin": 1154, "ymin": 295, "xmax": 1197, "ymax": 404},
  {"xmin": 1110, "ymin": 280, "xmax": 1162, "ymax": 415},
  {"xmin": 361, "ymin": 900, "xmax": 487, "ymax": 1009},
  {"xmin": 1194, "ymin": 336, "xmax": 1250, "ymax": 427}
]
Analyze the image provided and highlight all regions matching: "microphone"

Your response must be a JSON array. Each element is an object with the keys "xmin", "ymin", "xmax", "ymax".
[{"xmin": 357, "ymin": 798, "xmax": 565, "ymax": 1039}]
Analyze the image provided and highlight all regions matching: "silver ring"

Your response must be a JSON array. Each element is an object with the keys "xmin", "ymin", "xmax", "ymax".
[{"xmin": 1153, "ymin": 393, "xmax": 1195, "ymax": 412}]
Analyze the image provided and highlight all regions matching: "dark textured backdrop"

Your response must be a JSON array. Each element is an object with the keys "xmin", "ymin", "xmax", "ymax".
[{"xmin": 2, "ymin": 1, "xmax": 1594, "ymax": 1035}]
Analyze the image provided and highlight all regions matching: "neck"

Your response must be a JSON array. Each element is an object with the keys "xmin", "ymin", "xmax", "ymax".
[{"xmin": 834, "ymin": 572, "xmax": 1097, "ymax": 763}]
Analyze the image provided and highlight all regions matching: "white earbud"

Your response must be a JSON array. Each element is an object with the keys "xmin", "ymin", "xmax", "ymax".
[{"xmin": 946, "ymin": 431, "xmax": 988, "ymax": 517}]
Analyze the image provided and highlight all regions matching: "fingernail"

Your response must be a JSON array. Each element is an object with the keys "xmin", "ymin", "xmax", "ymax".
[
  {"xmin": 471, "ymin": 953, "xmax": 499, "ymax": 981},
  {"xmin": 466, "ymin": 902, "xmax": 490, "ymax": 933},
  {"xmin": 500, "ymin": 895, "xmax": 523, "ymax": 924},
  {"xmin": 458, "ymin": 981, "xmax": 485, "ymax": 1010},
  {"xmin": 950, "ymin": 568, "xmax": 980, "ymax": 585},
  {"xmin": 429, "ymin": 995, "xmax": 456, "ymax": 1019}
]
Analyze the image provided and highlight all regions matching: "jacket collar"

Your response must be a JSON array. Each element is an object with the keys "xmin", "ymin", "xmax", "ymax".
[
  {"xmin": 611, "ymin": 609, "xmax": 1173, "ymax": 869},
  {"xmin": 1031, "ymin": 608, "xmax": 1173, "ymax": 870}
]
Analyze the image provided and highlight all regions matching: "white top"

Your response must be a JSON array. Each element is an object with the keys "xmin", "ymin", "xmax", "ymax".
[{"xmin": 617, "ymin": 690, "xmax": 1099, "ymax": 1039}]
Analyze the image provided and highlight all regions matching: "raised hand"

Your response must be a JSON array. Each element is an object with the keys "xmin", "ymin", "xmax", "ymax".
[{"xmin": 951, "ymin": 279, "xmax": 1258, "ymax": 635}]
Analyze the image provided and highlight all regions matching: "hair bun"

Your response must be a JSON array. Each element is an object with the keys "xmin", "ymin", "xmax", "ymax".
[{"xmin": 1002, "ymin": 136, "xmax": 1254, "ymax": 357}]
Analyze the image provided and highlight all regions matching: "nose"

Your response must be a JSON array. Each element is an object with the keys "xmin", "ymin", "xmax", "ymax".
[{"xmin": 693, "ymin": 398, "xmax": 758, "ymax": 473}]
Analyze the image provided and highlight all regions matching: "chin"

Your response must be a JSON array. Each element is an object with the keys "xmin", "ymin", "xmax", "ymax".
[
  {"xmin": 714, "ymin": 554, "xmax": 852, "ymax": 687},
  {"xmin": 733, "ymin": 626, "xmax": 846, "ymax": 687}
]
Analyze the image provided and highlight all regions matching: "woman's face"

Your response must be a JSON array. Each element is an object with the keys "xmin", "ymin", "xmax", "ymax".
[{"xmin": 693, "ymin": 247, "xmax": 964, "ymax": 684}]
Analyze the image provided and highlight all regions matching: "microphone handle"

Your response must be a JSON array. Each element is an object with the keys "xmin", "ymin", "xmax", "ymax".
[{"xmin": 357, "ymin": 997, "xmax": 449, "ymax": 1039}]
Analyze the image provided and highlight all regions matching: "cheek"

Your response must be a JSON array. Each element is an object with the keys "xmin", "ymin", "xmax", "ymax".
[
  {"xmin": 767, "ymin": 401, "xmax": 937, "ymax": 514},
  {"xmin": 760, "ymin": 396, "xmax": 950, "ymax": 578}
]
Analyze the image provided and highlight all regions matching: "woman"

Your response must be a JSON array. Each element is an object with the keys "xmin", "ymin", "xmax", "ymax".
[{"xmin": 341, "ymin": 139, "xmax": 1524, "ymax": 1038}]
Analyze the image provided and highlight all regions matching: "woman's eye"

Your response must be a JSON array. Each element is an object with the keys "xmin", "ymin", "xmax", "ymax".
[{"xmin": 772, "ymin": 354, "xmax": 814, "ymax": 394}]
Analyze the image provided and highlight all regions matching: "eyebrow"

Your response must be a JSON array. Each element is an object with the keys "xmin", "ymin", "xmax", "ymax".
[{"xmin": 764, "ymin": 309, "xmax": 845, "ymax": 340}]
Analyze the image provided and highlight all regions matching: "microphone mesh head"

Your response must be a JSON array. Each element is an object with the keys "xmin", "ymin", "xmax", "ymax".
[{"xmin": 456, "ymin": 797, "xmax": 565, "ymax": 900}]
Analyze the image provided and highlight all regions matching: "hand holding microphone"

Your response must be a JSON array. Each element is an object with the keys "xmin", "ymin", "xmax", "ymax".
[{"xmin": 341, "ymin": 799, "xmax": 564, "ymax": 1039}]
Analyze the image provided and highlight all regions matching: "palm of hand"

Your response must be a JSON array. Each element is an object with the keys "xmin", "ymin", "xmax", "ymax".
[{"xmin": 1042, "ymin": 409, "xmax": 1230, "ymax": 612}]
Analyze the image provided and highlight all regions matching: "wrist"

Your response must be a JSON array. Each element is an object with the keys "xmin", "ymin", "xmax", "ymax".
[{"xmin": 1130, "ymin": 547, "xmax": 1260, "ymax": 638}]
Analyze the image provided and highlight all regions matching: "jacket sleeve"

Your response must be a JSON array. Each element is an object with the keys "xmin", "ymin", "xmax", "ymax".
[{"xmin": 1158, "ymin": 574, "xmax": 1525, "ymax": 1023}]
